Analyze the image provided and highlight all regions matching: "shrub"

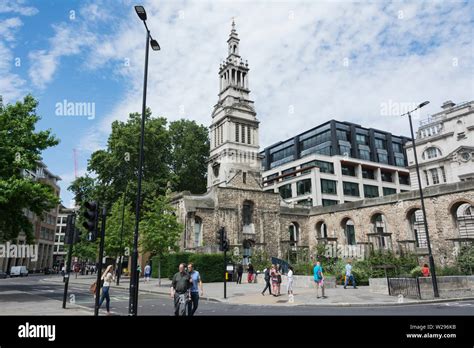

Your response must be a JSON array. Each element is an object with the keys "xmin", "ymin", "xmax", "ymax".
[
  {"xmin": 456, "ymin": 245, "xmax": 474, "ymax": 275},
  {"xmin": 438, "ymin": 266, "xmax": 461, "ymax": 276},
  {"xmin": 293, "ymin": 262, "xmax": 313, "ymax": 276},
  {"xmin": 151, "ymin": 255, "xmax": 170, "ymax": 279},
  {"xmin": 189, "ymin": 253, "xmax": 224, "ymax": 282},
  {"xmin": 410, "ymin": 266, "xmax": 423, "ymax": 278},
  {"xmin": 166, "ymin": 252, "xmax": 193, "ymax": 279}
]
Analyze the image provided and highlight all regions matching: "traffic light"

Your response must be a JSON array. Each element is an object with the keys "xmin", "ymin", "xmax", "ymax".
[
  {"xmin": 73, "ymin": 228, "xmax": 82, "ymax": 244},
  {"xmin": 217, "ymin": 227, "xmax": 229, "ymax": 252},
  {"xmin": 83, "ymin": 201, "xmax": 98, "ymax": 241},
  {"xmin": 64, "ymin": 214, "xmax": 76, "ymax": 245}
]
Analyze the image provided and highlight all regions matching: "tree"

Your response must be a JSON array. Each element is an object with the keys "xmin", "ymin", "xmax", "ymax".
[
  {"xmin": 87, "ymin": 110, "xmax": 171, "ymax": 211},
  {"xmin": 168, "ymin": 119, "xmax": 209, "ymax": 194},
  {"xmin": 104, "ymin": 197, "xmax": 134, "ymax": 260},
  {"xmin": 139, "ymin": 194, "xmax": 183, "ymax": 284},
  {"xmin": 0, "ymin": 95, "xmax": 59, "ymax": 242}
]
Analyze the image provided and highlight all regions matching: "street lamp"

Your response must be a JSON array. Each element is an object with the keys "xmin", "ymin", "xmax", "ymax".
[
  {"xmin": 401, "ymin": 100, "xmax": 439, "ymax": 298},
  {"xmin": 129, "ymin": 5, "xmax": 160, "ymax": 316}
]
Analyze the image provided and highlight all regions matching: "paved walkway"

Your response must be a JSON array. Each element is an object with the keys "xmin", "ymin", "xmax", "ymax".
[{"xmin": 42, "ymin": 275, "xmax": 451, "ymax": 307}]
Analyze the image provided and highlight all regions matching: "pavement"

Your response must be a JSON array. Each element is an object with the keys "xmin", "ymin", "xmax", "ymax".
[{"xmin": 44, "ymin": 274, "xmax": 474, "ymax": 307}]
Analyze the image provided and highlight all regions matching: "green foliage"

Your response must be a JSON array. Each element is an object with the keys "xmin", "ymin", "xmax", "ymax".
[
  {"xmin": 166, "ymin": 252, "xmax": 193, "ymax": 279},
  {"xmin": 249, "ymin": 249, "xmax": 270, "ymax": 272},
  {"xmin": 189, "ymin": 253, "xmax": 225, "ymax": 282},
  {"xmin": 410, "ymin": 266, "xmax": 423, "ymax": 278},
  {"xmin": 104, "ymin": 198, "xmax": 134, "ymax": 258},
  {"xmin": 0, "ymin": 95, "xmax": 60, "ymax": 242},
  {"xmin": 140, "ymin": 195, "xmax": 183, "ymax": 259},
  {"xmin": 456, "ymin": 245, "xmax": 474, "ymax": 275},
  {"xmin": 168, "ymin": 119, "xmax": 210, "ymax": 194},
  {"xmin": 293, "ymin": 262, "xmax": 313, "ymax": 275},
  {"xmin": 437, "ymin": 266, "xmax": 462, "ymax": 276},
  {"xmin": 151, "ymin": 255, "xmax": 169, "ymax": 279}
]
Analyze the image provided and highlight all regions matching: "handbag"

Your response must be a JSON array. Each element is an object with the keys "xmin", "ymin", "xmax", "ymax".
[{"xmin": 89, "ymin": 281, "xmax": 97, "ymax": 294}]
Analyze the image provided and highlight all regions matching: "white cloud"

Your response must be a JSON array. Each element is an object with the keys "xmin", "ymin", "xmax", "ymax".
[{"xmin": 0, "ymin": 0, "xmax": 38, "ymax": 16}]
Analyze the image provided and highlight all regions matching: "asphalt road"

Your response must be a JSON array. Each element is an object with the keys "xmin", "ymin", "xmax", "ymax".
[{"xmin": 1, "ymin": 275, "xmax": 473, "ymax": 316}]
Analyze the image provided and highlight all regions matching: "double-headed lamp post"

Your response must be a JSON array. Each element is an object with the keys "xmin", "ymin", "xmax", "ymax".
[
  {"xmin": 402, "ymin": 100, "xmax": 439, "ymax": 298},
  {"xmin": 129, "ymin": 5, "xmax": 160, "ymax": 316}
]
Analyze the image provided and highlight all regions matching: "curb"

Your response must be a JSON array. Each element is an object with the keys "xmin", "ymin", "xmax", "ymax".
[{"xmin": 40, "ymin": 278, "xmax": 474, "ymax": 307}]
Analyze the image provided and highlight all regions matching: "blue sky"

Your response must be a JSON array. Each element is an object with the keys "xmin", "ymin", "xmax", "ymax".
[{"xmin": 1, "ymin": 0, "xmax": 473, "ymax": 207}]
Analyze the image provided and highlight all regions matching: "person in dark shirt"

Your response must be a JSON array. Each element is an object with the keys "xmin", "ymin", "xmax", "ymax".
[
  {"xmin": 236, "ymin": 264, "xmax": 243, "ymax": 284},
  {"xmin": 170, "ymin": 263, "xmax": 191, "ymax": 316}
]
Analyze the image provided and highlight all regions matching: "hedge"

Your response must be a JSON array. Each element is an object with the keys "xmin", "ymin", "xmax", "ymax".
[
  {"xmin": 189, "ymin": 253, "xmax": 224, "ymax": 283},
  {"xmin": 151, "ymin": 252, "xmax": 193, "ymax": 280}
]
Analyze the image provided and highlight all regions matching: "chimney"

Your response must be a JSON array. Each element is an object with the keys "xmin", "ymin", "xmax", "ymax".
[{"xmin": 441, "ymin": 100, "xmax": 455, "ymax": 109}]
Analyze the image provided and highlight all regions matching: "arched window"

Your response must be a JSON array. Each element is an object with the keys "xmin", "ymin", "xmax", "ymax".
[
  {"xmin": 371, "ymin": 213, "xmax": 389, "ymax": 249},
  {"xmin": 315, "ymin": 221, "xmax": 328, "ymax": 240},
  {"xmin": 451, "ymin": 202, "xmax": 474, "ymax": 240},
  {"xmin": 408, "ymin": 209, "xmax": 427, "ymax": 248},
  {"xmin": 422, "ymin": 147, "xmax": 442, "ymax": 160},
  {"xmin": 194, "ymin": 217, "xmax": 202, "ymax": 247},
  {"xmin": 242, "ymin": 200, "xmax": 254, "ymax": 225},
  {"xmin": 342, "ymin": 218, "xmax": 356, "ymax": 245},
  {"xmin": 289, "ymin": 222, "xmax": 299, "ymax": 246}
]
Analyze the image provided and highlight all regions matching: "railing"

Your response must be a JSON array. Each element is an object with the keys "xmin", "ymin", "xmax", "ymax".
[{"xmin": 388, "ymin": 277, "xmax": 421, "ymax": 299}]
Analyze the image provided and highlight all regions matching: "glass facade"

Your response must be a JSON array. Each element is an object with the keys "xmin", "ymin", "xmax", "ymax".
[
  {"xmin": 279, "ymin": 184, "xmax": 292, "ymax": 199},
  {"xmin": 364, "ymin": 185, "xmax": 379, "ymax": 198},
  {"xmin": 343, "ymin": 181, "xmax": 360, "ymax": 197},
  {"xmin": 383, "ymin": 187, "xmax": 397, "ymax": 196},
  {"xmin": 296, "ymin": 179, "xmax": 312, "ymax": 196},
  {"xmin": 321, "ymin": 179, "xmax": 337, "ymax": 194}
]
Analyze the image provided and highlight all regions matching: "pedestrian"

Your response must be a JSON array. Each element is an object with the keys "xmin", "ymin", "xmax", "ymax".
[
  {"xmin": 287, "ymin": 266, "xmax": 294, "ymax": 295},
  {"xmin": 421, "ymin": 263, "xmax": 430, "ymax": 277},
  {"xmin": 98, "ymin": 265, "xmax": 115, "ymax": 315},
  {"xmin": 247, "ymin": 263, "xmax": 254, "ymax": 283},
  {"xmin": 144, "ymin": 262, "xmax": 151, "ymax": 282},
  {"xmin": 137, "ymin": 264, "xmax": 142, "ymax": 279},
  {"xmin": 276, "ymin": 267, "xmax": 282, "ymax": 296},
  {"xmin": 270, "ymin": 264, "xmax": 279, "ymax": 296},
  {"xmin": 344, "ymin": 259, "xmax": 357, "ymax": 289},
  {"xmin": 170, "ymin": 263, "xmax": 191, "ymax": 316},
  {"xmin": 261, "ymin": 266, "xmax": 272, "ymax": 296},
  {"xmin": 236, "ymin": 264, "xmax": 243, "ymax": 284},
  {"xmin": 187, "ymin": 263, "xmax": 203, "ymax": 316},
  {"xmin": 313, "ymin": 261, "xmax": 326, "ymax": 299}
]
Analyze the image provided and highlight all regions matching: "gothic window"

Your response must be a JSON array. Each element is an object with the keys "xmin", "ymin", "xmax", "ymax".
[
  {"xmin": 241, "ymin": 124, "xmax": 245, "ymax": 143},
  {"xmin": 289, "ymin": 222, "xmax": 299, "ymax": 247},
  {"xmin": 342, "ymin": 218, "xmax": 356, "ymax": 245},
  {"xmin": 242, "ymin": 200, "xmax": 254, "ymax": 225},
  {"xmin": 247, "ymin": 126, "xmax": 251, "ymax": 144},
  {"xmin": 408, "ymin": 209, "xmax": 427, "ymax": 248},
  {"xmin": 194, "ymin": 217, "xmax": 203, "ymax": 247},
  {"xmin": 235, "ymin": 123, "xmax": 239, "ymax": 142}
]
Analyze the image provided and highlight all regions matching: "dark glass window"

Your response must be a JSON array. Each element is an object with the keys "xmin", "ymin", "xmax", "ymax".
[
  {"xmin": 243, "ymin": 201, "xmax": 254, "ymax": 225},
  {"xmin": 336, "ymin": 130, "xmax": 349, "ymax": 141},
  {"xmin": 297, "ymin": 179, "xmax": 312, "ymax": 196},
  {"xmin": 375, "ymin": 138, "xmax": 386, "ymax": 150},
  {"xmin": 282, "ymin": 167, "xmax": 296, "ymax": 181},
  {"xmin": 339, "ymin": 145, "xmax": 351, "ymax": 157},
  {"xmin": 356, "ymin": 134, "xmax": 368, "ymax": 145},
  {"xmin": 322, "ymin": 199, "xmax": 338, "ymax": 206},
  {"xmin": 381, "ymin": 171, "xmax": 393, "ymax": 182},
  {"xmin": 359, "ymin": 149, "xmax": 371, "ymax": 161},
  {"xmin": 361, "ymin": 167, "xmax": 375, "ymax": 179},
  {"xmin": 300, "ymin": 130, "xmax": 331, "ymax": 151},
  {"xmin": 341, "ymin": 164, "xmax": 356, "ymax": 176},
  {"xmin": 343, "ymin": 182, "xmax": 360, "ymax": 197},
  {"xmin": 383, "ymin": 187, "xmax": 397, "ymax": 196},
  {"xmin": 364, "ymin": 185, "xmax": 379, "ymax": 198},
  {"xmin": 395, "ymin": 157, "xmax": 405, "ymax": 167},
  {"xmin": 301, "ymin": 160, "xmax": 334, "ymax": 174},
  {"xmin": 315, "ymin": 146, "xmax": 331, "ymax": 156},
  {"xmin": 270, "ymin": 146, "xmax": 293, "ymax": 164},
  {"xmin": 399, "ymin": 174, "xmax": 410, "ymax": 185},
  {"xmin": 321, "ymin": 179, "xmax": 337, "ymax": 194},
  {"xmin": 279, "ymin": 184, "xmax": 292, "ymax": 199},
  {"xmin": 392, "ymin": 142, "xmax": 403, "ymax": 153},
  {"xmin": 378, "ymin": 153, "xmax": 388, "ymax": 164}
]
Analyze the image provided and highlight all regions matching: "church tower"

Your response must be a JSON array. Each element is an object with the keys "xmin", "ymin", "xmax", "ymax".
[{"xmin": 207, "ymin": 20, "xmax": 262, "ymax": 190}]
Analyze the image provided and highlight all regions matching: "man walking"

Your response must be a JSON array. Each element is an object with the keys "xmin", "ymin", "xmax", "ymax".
[
  {"xmin": 261, "ymin": 266, "xmax": 272, "ymax": 296},
  {"xmin": 313, "ymin": 261, "xmax": 326, "ymax": 299},
  {"xmin": 144, "ymin": 262, "xmax": 151, "ymax": 282},
  {"xmin": 344, "ymin": 260, "xmax": 357, "ymax": 289},
  {"xmin": 236, "ymin": 264, "xmax": 243, "ymax": 284},
  {"xmin": 187, "ymin": 263, "xmax": 203, "ymax": 316},
  {"xmin": 170, "ymin": 263, "xmax": 191, "ymax": 316}
]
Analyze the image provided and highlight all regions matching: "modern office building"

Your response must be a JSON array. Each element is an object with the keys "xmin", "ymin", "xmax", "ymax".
[
  {"xmin": 53, "ymin": 205, "xmax": 75, "ymax": 267},
  {"xmin": 0, "ymin": 161, "xmax": 61, "ymax": 273},
  {"xmin": 405, "ymin": 100, "xmax": 474, "ymax": 189},
  {"xmin": 260, "ymin": 120, "xmax": 412, "ymax": 206}
]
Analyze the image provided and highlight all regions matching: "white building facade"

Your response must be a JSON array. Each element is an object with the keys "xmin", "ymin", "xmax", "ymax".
[{"xmin": 405, "ymin": 100, "xmax": 474, "ymax": 189}]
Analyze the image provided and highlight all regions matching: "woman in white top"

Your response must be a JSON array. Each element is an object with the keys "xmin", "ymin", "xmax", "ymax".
[
  {"xmin": 287, "ymin": 266, "xmax": 294, "ymax": 295},
  {"xmin": 98, "ymin": 265, "xmax": 115, "ymax": 315}
]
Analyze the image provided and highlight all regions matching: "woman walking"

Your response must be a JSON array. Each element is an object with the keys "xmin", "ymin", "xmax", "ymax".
[
  {"xmin": 98, "ymin": 265, "xmax": 115, "ymax": 315},
  {"xmin": 287, "ymin": 266, "xmax": 294, "ymax": 295},
  {"xmin": 270, "ymin": 264, "xmax": 279, "ymax": 296},
  {"xmin": 247, "ymin": 264, "xmax": 254, "ymax": 283}
]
